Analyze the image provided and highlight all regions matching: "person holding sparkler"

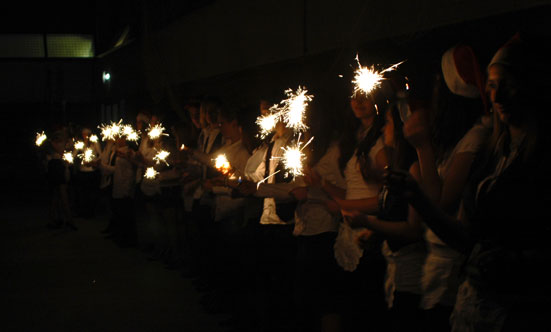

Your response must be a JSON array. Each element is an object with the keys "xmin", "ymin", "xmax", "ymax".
[
  {"xmin": 74, "ymin": 127, "xmax": 102, "ymax": 219},
  {"xmin": 46, "ymin": 130, "xmax": 77, "ymax": 230},
  {"xmin": 384, "ymin": 33, "xmax": 551, "ymax": 331}
]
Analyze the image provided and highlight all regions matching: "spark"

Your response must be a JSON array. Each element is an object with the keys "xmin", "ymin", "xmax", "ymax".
[
  {"xmin": 214, "ymin": 154, "xmax": 231, "ymax": 175},
  {"xmin": 180, "ymin": 144, "xmax": 185, "ymax": 151},
  {"xmin": 256, "ymin": 112, "xmax": 279, "ymax": 139},
  {"xmin": 279, "ymin": 86, "xmax": 313, "ymax": 133},
  {"xmin": 99, "ymin": 120, "xmax": 123, "ymax": 141},
  {"xmin": 63, "ymin": 152, "xmax": 74, "ymax": 164},
  {"xmin": 74, "ymin": 141, "xmax": 85, "ymax": 150},
  {"xmin": 80, "ymin": 148, "xmax": 94, "ymax": 163},
  {"xmin": 122, "ymin": 124, "xmax": 140, "ymax": 142},
  {"xmin": 89, "ymin": 134, "xmax": 99, "ymax": 143},
  {"xmin": 144, "ymin": 167, "xmax": 159, "ymax": 179},
  {"xmin": 35, "ymin": 131, "xmax": 47, "ymax": 146},
  {"xmin": 278, "ymin": 135, "xmax": 315, "ymax": 179},
  {"xmin": 352, "ymin": 54, "xmax": 404, "ymax": 97},
  {"xmin": 153, "ymin": 149, "xmax": 170, "ymax": 166},
  {"xmin": 148, "ymin": 123, "xmax": 168, "ymax": 140}
]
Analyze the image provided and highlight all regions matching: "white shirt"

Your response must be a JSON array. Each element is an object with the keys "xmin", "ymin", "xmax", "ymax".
[{"xmin": 99, "ymin": 146, "xmax": 136, "ymax": 199}]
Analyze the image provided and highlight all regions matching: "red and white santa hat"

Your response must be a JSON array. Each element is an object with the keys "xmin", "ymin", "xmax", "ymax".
[{"xmin": 441, "ymin": 44, "xmax": 486, "ymax": 100}]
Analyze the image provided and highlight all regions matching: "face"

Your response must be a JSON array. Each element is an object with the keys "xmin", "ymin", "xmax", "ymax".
[
  {"xmin": 217, "ymin": 115, "xmax": 235, "ymax": 139},
  {"xmin": 350, "ymin": 94, "xmax": 376, "ymax": 119},
  {"xmin": 51, "ymin": 139, "xmax": 66, "ymax": 154},
  {"xmin": 486, "ymin": 64, "xmax": 522, "ymax": 125},
  {"xmin": 187, "ymin": 106, "xmax": 201, "ymax": 129},
  {"xmin": 383, "ymin": 111, "xmax": 395, "ymax": 148}
]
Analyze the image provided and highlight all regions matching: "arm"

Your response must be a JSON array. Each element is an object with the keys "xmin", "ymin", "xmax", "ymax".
[{"xmin": 439, "ymin": 152, "xmax": 476, "ymax": 214}]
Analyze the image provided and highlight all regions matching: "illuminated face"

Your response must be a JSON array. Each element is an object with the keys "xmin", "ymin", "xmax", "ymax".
[
  {"xmin": 487, "ymin": 64, "xmax": 521, "ymax": 125},
  {"xmin": 383, "ymin": 111, "xmax": 395, "ymax": 148},
  {"xmin": 350, "ymin": 94, "xmax": 376, "ymax": 119}
]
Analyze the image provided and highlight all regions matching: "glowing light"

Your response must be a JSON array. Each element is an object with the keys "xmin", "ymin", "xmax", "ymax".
[
  {"xmin": 99, "ymin": 120, "xmax": 123, "ymax": 141},
  {"xmin": 352, "ymin": 54, "xmax": 404, "ymax": 97},
  {"xmin": 180, "ymin": 144, "xmax": 185, "ymax": 151},
  {"xmin": 279, "ymin": 135, "xmax": 314, "ymax": 179},
  {"xmin": 214, "ymin": 154, "xmax": 231, "ymax": 175},
  {"xmin": 122, "ymin": 124, "xmax": 140, "ymax": 142},
  {"xmin": 35, "ymin": 131, "xmax": 47, "ymax": 146},
  {"xmin": 80, "ymin": 148, "xmax": 94, "ymax": 163},
  {"xmin": 144, "ymin": 167, "xmax": 159, "ymax": 179},
  {"xmin": 89, "ymin": 134, "xmax": 98, "ymax": 143},
  {"xmin": 147, "ymin": 123, "xmax": 168, "ymax": 140},
  {"xmin": 256, "ymin": 112, "xmax": 279, "ymax": 139},
  {"xmin": 277, "ymin": 86, "xmax": 313, "ymax": 133},
  {"xmin": 153, "ymin": 149, "xmax": 170, "ymax": 166},
  {"xmin": 74, "ymin": 141, "xmax": 85, "ymax": 150},
  {"xmin": 63, "ymin": 152, "xmax": 74, "ymax": 164},
  {"xmin": 257, "ymin": 170, "xmax": 281, "ymax": 189}
]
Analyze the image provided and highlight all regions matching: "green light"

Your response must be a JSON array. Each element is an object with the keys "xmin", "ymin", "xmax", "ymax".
[{"xmin": 102, "ymin": 71, "xmax": 111, "ymax": 83}]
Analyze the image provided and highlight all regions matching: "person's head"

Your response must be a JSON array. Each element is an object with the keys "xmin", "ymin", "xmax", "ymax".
[
  {"xmin": 350, "ymin": 93, "xmax": 377, "ymax": 121},
  {"xmin": 81, "ymin": 127, "xmax": 92, "ymax": 142},
  {"xmin": 217, "ymin": 106, "xmax": 241, "ymax": 142},
  {"xmin": 200, "ymin": 97, "xmax": 223, "ymax": 127},
  {"xmin": 50, "ymin": 132, "xmax": 67, "ymax": 155},
  {"xmin": 136, "ymin": 111, "xmax": 151, "ymax": 131},
  {"xmin": 184, "ymin": 101, "xmax": 201, "ymax": 129}
]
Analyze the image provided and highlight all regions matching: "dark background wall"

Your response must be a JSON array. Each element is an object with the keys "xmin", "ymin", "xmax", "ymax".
[{"xmin": 1, "ymin": 0, "xmax": 550, "ymax": 192}]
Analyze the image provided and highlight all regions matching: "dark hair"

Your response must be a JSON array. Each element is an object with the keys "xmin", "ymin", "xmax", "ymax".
[
  {"xmin": 387, "ymin": 103, "xmax": 417, "ymax": 171},
  {"xmin": 431, "ymin": 74, "xmax": 483, "ymax": 164}
]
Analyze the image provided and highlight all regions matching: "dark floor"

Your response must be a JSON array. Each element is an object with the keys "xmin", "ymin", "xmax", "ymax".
[{"xmin": 1, "ymin": 184, "xmax": 229, "ymax": 332}]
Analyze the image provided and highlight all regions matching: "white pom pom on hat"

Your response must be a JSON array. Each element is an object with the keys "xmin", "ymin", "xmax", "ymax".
[{"xmin": 441, "ymin": 43, "xmax": 485, "ymax": 99}]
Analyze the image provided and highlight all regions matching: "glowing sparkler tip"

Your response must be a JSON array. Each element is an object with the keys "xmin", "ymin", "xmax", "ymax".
[
  {"xmin": 63, "ymin": 152, "xmax": 74, "ymax": 164},
  {"xmin": 144, "ymin": 167, "xmax": 159, "ymax": 179},
  {"xmin": 89, "ymin": 134, "xmax": 98, "ymax": 143},
  {"xmin": 74, "ymin": 141, "xmax": 85, "ymax": 150},
  {"xmin": 214, "ymin": 154, "xmax": 231, "ymax": 175},
  {"xmin": 352, "ymin": 55, "xmax": 405, "ymax": 98},
  {"xmin": 153, "ymin": 150, "xmax": 170, "ymax": 166},
  {"xmin": 148, "ymin": 123, "xmax": 168, "ymax": 140},
  {"xmin": 35, "ymin": 131, "xmax": 47, "ymax": 146}
]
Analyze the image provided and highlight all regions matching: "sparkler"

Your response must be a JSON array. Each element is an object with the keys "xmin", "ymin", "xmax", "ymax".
[
  {"xmin": 144, "ymin": 167, "xmax": 159, "ymax": 179},
  {"xmin": 74, "ymin": 141, "xmax": 85, "ymax": 150},
  {"xmin": 80, "ymin": 148, "xmax": 94, "ymax": 163},
  {"xmin": 180, "ymin": 144, "xmax": 185, "ymax": 151},
  {"xmin": 256, "ymin": 112, "xmax": 279, "ymax": 139},
  {"xmin": 99, "ymin": 120, "xmax": 123, "ymax": 141},
  {"xmin": 276, "ymin": 86, "xmax": 313, "ymax": 133},
  {"xmin": 153, "ymin": 149, "xmax": 170, "ymax": 166},
  {"xmin": 256, "ymin": 170, "xmax": 281, "ymax": 189},
  {"xmin": 352, "ymin": 54, "xmax": 404, "ymax": 98},
  {"xmin": 89, "ymin": 134, "xmax": 98, "ymax": 143},
  {"xmin": 63, "ymin": 152, "xmax": 74, "ymax": 164},
  {"xmin": 122, "ymin": 124, "xmax": 140, "ymax": 142},
  {"xmin": 147, "ymin": 123, "xmax": 168, "ymax": 140},
  {"xmin": 35, "ymin": 131, "xmax": 47, "ymax": 146},
  {"xmin": 214, "ymin": 154, "xmax": 231, "ymax": 175},
  {"xmin": 279, "ymin": 135, "xmax": 315, "ymax": 179}
]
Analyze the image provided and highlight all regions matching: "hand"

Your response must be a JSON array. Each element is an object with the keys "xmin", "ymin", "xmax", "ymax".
[
  {"xmin": 356, "ymin": 229, "xmax": 376, "ymax": 250},
  {"xmin": 238, "ymin": 180, "xmax": 257, "ymax": 196},
  {"xmin": 384, "ymin": 167, "xmax": 421, "ymax": 200},
  {"xmin": 304, "ymin": 168, "xmax": 322, "ymax": 187},
  {"xmin": 325, "ymin": 199, "xmax": 341, "ymax": 216},
  {"xmin": 290, "ymin": 187, "xmax": 308, "ymax": 201},
  {"xmin": 403, "ymin": 110, "xmax": 431, "ymax": 149},
  {"xmin": 341, "ymin": 209, "xmax": 369, "ymax": 229}
]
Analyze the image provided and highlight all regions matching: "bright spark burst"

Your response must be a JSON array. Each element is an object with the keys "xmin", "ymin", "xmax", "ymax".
[
  {"xmin": 256, "ymin": 112, "xmax": 279, "ymax": 139},
  {"xmin": 74, "ymin": 141, "xmax": 85, "ymax": 150},
  {"xmin": 352, "ymin": 54, "xmax": 404, "ymax": 97},
  {"xmin": 148, "ymin": 123, "xmax": 168, "ymax": 140},
  {"xmin": 122, "ymin": 124, "xmax": 140, "ymax": 141},
  {"xmin": 35, "ymin": 131, "xmax": 47, "ymax": 146},
  {"xmin": 214, "ymin": 154, "xmax": 231, "ymax": 175},
  {"xmin": 99, "ymin": 120, "xmax": 123, "ymax": 141},
  {"xmin": 180, "ymin": 144, "xmax": 185, "ymax": 151},
  {"xmin": 144, "ymin": 167, "xmax": 159, "ymax": 179},
  {"xmin": 278, "ymin": 87, "xmax": 313, "ymax": 133},
  {"xmin": 80, "ymin": 148, "xmax": 94, "ymax": 163},
  {"xmin": 63, "ymin": 152, "xmax": 74, "ymax": 164},
  {"xmin": 153, "ymin": 149, "xmax": 170, "ymax": 166},
  {"xmin": 278, "ymin": 135, "xmax": 315, "ymax": 179},
  {"xmin": 89, "ymin": 134, "xmax": 98, "ymax": 143}
]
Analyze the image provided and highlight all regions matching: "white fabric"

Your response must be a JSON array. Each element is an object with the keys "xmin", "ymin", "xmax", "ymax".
[
  {"xmin": 382, "ymin": 240, "xmax": 427, "ymax": 308},
  {"xmin": 210, "ymin": 139, "xmax": 251, "ymax": 222},
  {"xmin": 441, "ymin": 46, "xmax": 480, "ymax": 98},
  {"xmin": 111, "ymin": 147, "xmax": 136, "ymax": 199},
  {"xmin": 334, "ymin": 131, "xmax": 385, "ymax": 271},
  {"xmin": 244, "ymin": 143, "xmax": 269, "ymax": 182},
  {"xmin": 98, "ymin": 141, "xmax": 115, "ymax": 189},
  {"xmin": 294, "ymin": 143, "xmax": 346, "ymax": 236},
  {"xmin": 422, "ymin": 119, "xmax": 490, "ymax": 309}
]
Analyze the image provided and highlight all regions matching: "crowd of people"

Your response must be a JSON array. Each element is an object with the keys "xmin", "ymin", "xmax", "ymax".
[{"xmin": 35, "ymin": 32, "xmax": 551, "ymax": 332}]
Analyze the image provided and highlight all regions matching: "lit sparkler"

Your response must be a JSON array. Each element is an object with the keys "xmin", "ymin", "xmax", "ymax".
[
  {"xmin": 153, "ymin": 149, "xmax": 170, "ymax": 166},
  {"xmin": 180, "ymin": 144, "xmax": 185, "ymax": 151},
  {"xmin": 147, "ymin": 123, "xmax": 168, "ymax": 140},
  {"xmin": 214, "ymin": 154, "xmax": 231, "ymax": 175},
  {"xmin": 80, "ymin": 147, "xmax": 94, "ymax": 163},
  {"xmin": 144, "ymin": 167, "xmax": 159, "ymax": 179},
  {"xmin": 35, "ymin": 131, "xmax": 47, "ymax": 146},
  {"xmin": 89, "ymin": 134, "xmax": 99, "ymax": 143},
  {"xmin": 256, "ymin": 112, "xmax": 279, "ymax": 139},
  {"xmin": 122, "ymin": 124, "xmax": 140, "ymax": 142},
  {"xmin": 99, "ymin": 120, "xmax": 123, "ymax": 141},
  {"xmin": 278, "ymin": 135, "xmax": 315, "ymax": 179},
  {"xmin": 275, "ymin": 86, "xmax": 313, "ymax": 133},
  {"xmin": 74, "ymin": 141, "xmax": 85, "ymax": 150},
  {"xmin": 63, "ymin": 152, "xmax": 74, "ymax": 164},
  {"xmin": 352, "ymin": 54, "xmax": 404, "ymax": 98}
]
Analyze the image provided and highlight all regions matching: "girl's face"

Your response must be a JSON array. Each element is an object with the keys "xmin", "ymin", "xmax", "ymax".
[
  {"xmin": 487, "ymin": 64, "xmax": 522, "ymax": 126},
  {"xmin": 350, "ymin": 94, "xmax": 376, "ymax": 120},
  {"xmin": 383, "ymin": 111, "xmax": 395, "ymax": 148}
]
